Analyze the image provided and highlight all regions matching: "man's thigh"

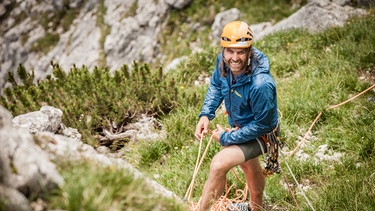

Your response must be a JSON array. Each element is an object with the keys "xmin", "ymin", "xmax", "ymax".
[
  {"xmin": 212, "ymin": 145, "xmax": 246, "ymax": 170},
  {"xmin": 237, "ymin": 139, "xmax": 266, "ymax": 161}
]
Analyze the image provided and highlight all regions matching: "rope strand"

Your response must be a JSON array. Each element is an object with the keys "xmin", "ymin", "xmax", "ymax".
[
  {"xmin": 286, "ymin": 83, "xmax": 374, "ymax": 160},
  {"xmin": 185, "ymin": 133, "xmax": 214, "ymax": 201}
]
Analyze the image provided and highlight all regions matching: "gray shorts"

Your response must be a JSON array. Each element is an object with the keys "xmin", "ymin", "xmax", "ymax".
[{"xmin": 237, "ymin": 139, "xmax": 267, "ymax": 161}]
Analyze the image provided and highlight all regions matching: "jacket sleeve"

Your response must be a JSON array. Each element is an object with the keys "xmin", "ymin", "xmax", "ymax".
[{"xmin": 198, "ymin": 54, "xmax": 224, "ymax": 120}]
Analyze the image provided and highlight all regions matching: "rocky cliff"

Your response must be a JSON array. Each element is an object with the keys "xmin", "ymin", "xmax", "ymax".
[{"xmin": 0, "ymin": 0, "xmax": 368, "ymax": 92}]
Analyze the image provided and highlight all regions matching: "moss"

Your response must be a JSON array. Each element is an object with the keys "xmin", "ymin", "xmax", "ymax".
[
  {"xmin": 97, "ymin": 0, "xmax": 111, "ymax": 67},
  {"xmin": 30, "ymin": 32, "xmax": 60, "ymax": 54},
  {"xmin": 122, "ymin": 1, "xmax": 138, "ymax": 20}
]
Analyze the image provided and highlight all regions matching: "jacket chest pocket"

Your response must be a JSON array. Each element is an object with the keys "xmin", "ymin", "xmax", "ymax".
[{"xmin": 230, "ymin": 88, "xmax": 252, "ymax": 115}]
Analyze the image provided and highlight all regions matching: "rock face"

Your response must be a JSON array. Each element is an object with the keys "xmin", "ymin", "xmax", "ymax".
[
  {"xmin": 103, "ymin": 0, "xmax": 169, "ymax": 71},
  {"xmin": 0, "ymin": 0, "xmax": 369, "ymax": 90},
  {"xmin": 0, "ymin": 127, "xmax": 65, "ymax": 197},
  {"xmin": 0, "ymin": 106, "xmax": 63, "ymax": 210},
  {"xmin": 0, "ymin": 0, "xmax": 194, "ymax": 92}
]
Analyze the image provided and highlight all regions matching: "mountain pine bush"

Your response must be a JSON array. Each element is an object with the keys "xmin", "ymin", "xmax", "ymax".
[{"xmin": 1, "ymin": 62, "xmax": 183, "ymax": 147}]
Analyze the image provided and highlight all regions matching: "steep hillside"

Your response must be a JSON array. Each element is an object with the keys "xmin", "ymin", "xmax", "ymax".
[{"xmin": 0, "ymin": 0, "xmax": 374, "ymax": 210}]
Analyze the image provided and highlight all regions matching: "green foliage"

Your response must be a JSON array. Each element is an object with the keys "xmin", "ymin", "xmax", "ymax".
[
  {"xmin": 31, "ymin": 32, "xmax": 60, "ymax": 54},
  {"xmin": 3, "ymin": 3, "xmax": 375, "ymax": 211},
  {"xmin": 2, "ymin": 62, "xmax": 181, "ymax": 147},
  {"xmin": 313, "ymin": 158, "xmax": 375, "ymax": 211},
  {"xmin": 168, "ymin": 46, "xmax": 218, "ymax": 85},
  {"xmin": 47, "ymin": 161, "xmax": 188, "ymax": 210},
  {"xmin": 138, "ymin": 141, "xmax": 170, "ymax": 167}
]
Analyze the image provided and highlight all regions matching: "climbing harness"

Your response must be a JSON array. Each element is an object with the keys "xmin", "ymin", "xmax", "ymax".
[{"xmin": 257, "ymin": 122, "xmax": 284, "ymax": 177}]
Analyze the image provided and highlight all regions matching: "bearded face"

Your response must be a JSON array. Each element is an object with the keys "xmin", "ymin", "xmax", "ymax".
[{"xmin": 223, "ymin": 47, "xmax": 250, "ymax": 75}]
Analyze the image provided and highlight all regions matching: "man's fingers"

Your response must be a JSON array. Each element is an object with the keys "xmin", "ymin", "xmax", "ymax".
[{"xmin": 195, "ymin": 129, "xmax": 206, "ymax": 140}]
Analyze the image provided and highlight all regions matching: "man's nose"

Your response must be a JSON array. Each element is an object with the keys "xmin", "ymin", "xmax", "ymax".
[{"xmin": 232, "ymin": 53, "xmax": 239, "ymax": 60}]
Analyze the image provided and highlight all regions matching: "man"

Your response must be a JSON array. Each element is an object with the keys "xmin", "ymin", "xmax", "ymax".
[{"xmin": 194, "ymin": 21, "xmax": 279, "ymax": 211}]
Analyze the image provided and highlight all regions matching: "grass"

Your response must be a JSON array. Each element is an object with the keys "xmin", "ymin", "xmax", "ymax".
[
  {"xmin": 47, "ymin": 161, "xmax": 188, "ymax": 210},
  {"xmin": 129, "ymin": 11, "xmax": 375, "ymax": 210},
  {"xmin": 2, "ymin": 2, "xmax": 374, "ymax": 211}
]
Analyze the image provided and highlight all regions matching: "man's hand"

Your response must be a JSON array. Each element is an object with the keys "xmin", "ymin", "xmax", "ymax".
[
  {"xmin": 212, "ymin": 124, "xmax": 225, "ymax": 143},
  {"xmin": 195, "ymin": 116, "xmax": 210, "ymax": 140}
]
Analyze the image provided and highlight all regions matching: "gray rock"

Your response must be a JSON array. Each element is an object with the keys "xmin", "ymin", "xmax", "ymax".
[
  {"xmin": 0, "ymin": 185, "xmax": 31, "ymax": 211},
  {"xmin": 0, "ymin": 127, "xmax": 64, "ymax": 197},
  {"xmin": 61, "ymin": 123, "xmax": 82, "ymax": 141},
  {"xmin": 104, "ymin": 0, "xmax": 169, "ymax": 71},
  {"xmin": 34, "ymin": 3, "xmax": 101, "ymax": 78},
  {"xmin": 210, "ymin": 8, "xmax": 241, "ymax": 44},
  {"xmin": 12, "ymin": 106, "xmax": 63, "ymax": 134},
  {"xmin": 0, "ymin": 105, "xmax": 13, "ymax": 129},
  {"xmin": 254, "ymin": 0, "xmax": 367, "ymax": 40},
  {"xmin": 165, "ymin": 0, "xmax": 193, "ymax": 9},
  {"xmin": 35, "ymin": 131, "xmax": 179, "ymax": 201}
]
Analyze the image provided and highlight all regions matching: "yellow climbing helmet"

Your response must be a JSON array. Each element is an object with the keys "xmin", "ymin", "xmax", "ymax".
[{"xmin": 220, "ymin": 21, "xmax": 253, "ymax": 48}]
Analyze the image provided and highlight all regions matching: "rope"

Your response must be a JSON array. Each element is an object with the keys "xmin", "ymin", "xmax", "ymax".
[
  {"xmin": 284, "ymin": 112, "xmax": 322, "ymax": 160},
  {"xmin": 279, "ymin": 83, "xmax": 374, "ymax": 210},
  {"xmin": 326, "ymin": 83, "xmax": 375, "ymax": 110},
  {"xmin": 184, "ymin": 133, "xmax": 203, "ymax": 201},
  {"xmin": 185, "ymin": 133, "xmax": 214, "ymax": 201},
  {"xmin": 278, "ymin": 160, "xmax": 301, "ymax": 211},
  {"xmin": 286, "ymin": 83, "xmax": 374, "ymax": 159}
]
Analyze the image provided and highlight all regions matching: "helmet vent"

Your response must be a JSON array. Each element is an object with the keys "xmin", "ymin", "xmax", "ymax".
[
  {"xmin": 236, "ymin": 38, "xmax": 252, "ymax": 42},
  {"xmin": 222, "ymin": 37, "xmax": 231, "ymax": 41}
]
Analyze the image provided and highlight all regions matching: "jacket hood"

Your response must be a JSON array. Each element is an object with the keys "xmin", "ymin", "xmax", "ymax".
[{"xmin": 250, "ymin": 47, "xmax": 271, "ymax": 77}]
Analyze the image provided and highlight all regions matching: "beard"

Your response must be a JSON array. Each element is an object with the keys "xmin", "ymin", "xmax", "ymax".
[{"xmin": 223, "ymin": 57, "xmax": 248, "ymax": 73}]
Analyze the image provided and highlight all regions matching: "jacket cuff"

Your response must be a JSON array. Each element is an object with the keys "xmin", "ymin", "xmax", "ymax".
[
  {"xmin": 198, "ymin": 113, "xmax": 214, "ymax": 120},
  {"xmin": 219, "ymin": 132, "xmax": 227, "ymax": 146}
]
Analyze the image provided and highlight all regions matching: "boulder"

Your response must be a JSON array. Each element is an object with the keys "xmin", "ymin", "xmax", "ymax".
[
  {"xmin": 253, "ymin": 0, "xmax": 367, "ymax": 40},
  {"xmin": 0, "ymin": 105, "xmax": 13, "ymax": 128},
  {"xmin": 165, "ymin": 0, "xmax": 193, "ymax": 9},
  {"xmin": 0, "ymin": 185, "xmax": 30, "ymax": 211},
  {"xmin": 12, "ymin": 106, "xmax": 63, "ymax": 134},
  {"xmin": 0, "ymin": 127, "xmax": 64, "ymax": 197},
  {"xmin": 210, "ymin": 8, "xmax": 241, "ymax": 43}
]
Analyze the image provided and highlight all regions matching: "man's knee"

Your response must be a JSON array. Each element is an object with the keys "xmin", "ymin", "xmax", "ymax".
[
  {"xmin": 239, "ymin": 162, "xmax": 250, "ymax": 171},
  {"xmin": 249, "ymin": 187, "xmax": 264, "ymax": 198},
  {"xmin": 209, "ymin": 157, "xmax": 231, "ymax": 176}
]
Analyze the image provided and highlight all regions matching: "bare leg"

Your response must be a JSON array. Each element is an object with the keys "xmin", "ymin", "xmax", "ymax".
[
  {"xmin": 197, "ymin": 145, "xmax": 245, "ymax": 211},
  {"xmin": 240, "ymin": 157, "xmax": 265, "ymax": 211}
]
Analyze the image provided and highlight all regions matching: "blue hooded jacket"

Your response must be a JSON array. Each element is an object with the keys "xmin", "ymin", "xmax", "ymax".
[{"xmin": 198, "ymin": 47, "xmax": 279, "ymax": 146}]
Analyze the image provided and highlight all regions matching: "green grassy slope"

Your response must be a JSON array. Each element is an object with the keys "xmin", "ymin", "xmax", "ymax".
[{"xmin": 1, "ymin": 2, "xmax": 374, "ymax": 210}]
